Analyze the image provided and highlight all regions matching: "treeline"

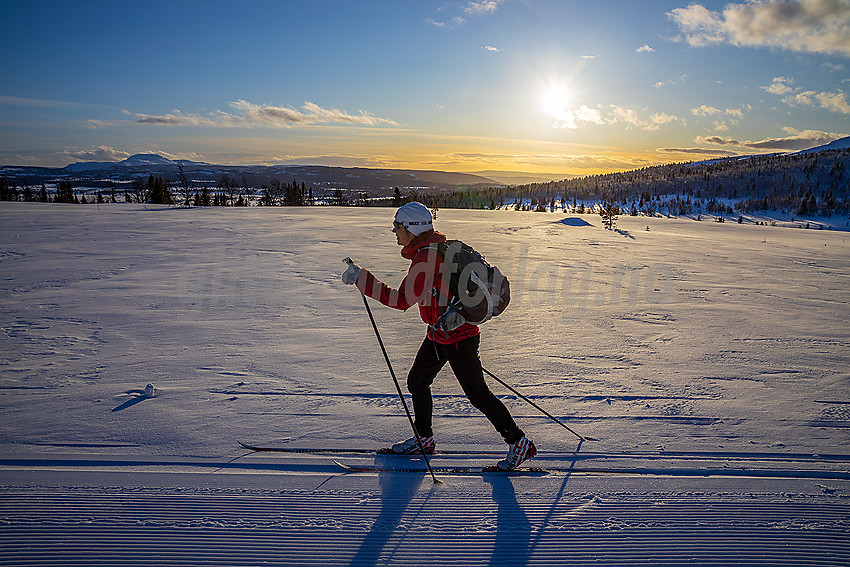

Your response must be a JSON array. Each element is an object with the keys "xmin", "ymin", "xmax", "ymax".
[
  {"xmin": 0, "ymin": 173, "xmax": 321, "ymax": 207},
  {"xmin": 0, "ymin": 178, "xmax": 120, "ymax": 204},
  {"xmin": 3, "ymin": 148, "xmax": 848, "ymax": 218},
  {"xmin": 503, "ymin": 149, "xmax": 850, "ymax": 217}
]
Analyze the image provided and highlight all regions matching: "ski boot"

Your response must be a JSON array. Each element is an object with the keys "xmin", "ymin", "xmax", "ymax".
[
  {"xmin": 378, "ymin": 435, "xmax": 435, "ymax": 455},
  {"xmin": 491, "ymin": 436, "xmax": 536, "ymax": 470}
]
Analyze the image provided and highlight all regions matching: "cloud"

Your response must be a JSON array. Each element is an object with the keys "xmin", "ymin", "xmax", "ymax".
[
  {"xmin": 135, "ymin": 109, "xmax": 220, "ymax": 126},
  {"xmin": 430, "ymin": 0, "xmax": 502, "ymax": 27},
  {"xmin": 548, "ymin": 105, "xmax": 605, "ymax": 129},
  {"xmin": 763, "ymin": 77, "xmax": 850, "ymax": 114},
  {"xmin": 784, "ymin": 89, "xmax": 850, "ymax": 113},
  {"xmin": 66, "ymin": 146, "xmax": 131, "ymax": 162},
  {"xmin": 607, "ymin": 105, "xmax": 683, "ymax": 131},
  {"xmin": 447, "ymin": 151, "xmax": 654, "ymax": 171},
  {"xmin": 428, "ymin": 16, "xmax": 467, "ymax": 28},
  {"xmin": 696, "ymin": 136, "xmax": 740, "ymax": 145},
  {"xmin": 464, "ymin": 0, "xmax": 503, "ymax": 15},
  {"xmin": 697, "ymin": 129, "xmax": 846, "ymax": 150},
  {"xmin": 763, "ymin": 76, "xmax": 796, "ymax": 95},
  {"xmin": 244, "ymin": 100, "xmax": 399, "ymax": 126},
  {"xmin": 692, "ymin": 104, "xmax": 722, "ymax": 116},
  {"xmin": 2, "ymin": 146, "xmax": 133, "ymax": 167},
  {"xmin": 0, "ymin": 95, "xmax": 99, "ymax": 109},
  {"xmin": 655, "ymin": 74, "xmax": 688, "ymax": 88},
  {"xmin": 669, "ymin": 0, "xmax": 850, "ymax": 56},
  {"xmin": 637, "ymin": 44, "xmax": 655, "ymax": 53},
  {"xmin": 129, "ymin": 100, "xmax": 399, "ymax": 128},
  {"xmin": 650, "ymin": 112, "xmax": 679, "ymax": 125},
  {"xmin": 544, "ymin": 103, "xmax": 683, "ymax": 131},
  {"xmin": 691, "ymin": 105, "xmax": 749, "ymax": 122},
  {"xmin": 658, "ymin": 147, "xmax": 739, "ymax": 156},
  {"xmin": 741, "ymin": 129, "xmax": 846, "ymax": 150},
  {"xmin": 83, "ymin": 119, "xmax": 120, "ymax": 129},
  {"xmin": 483, "ymin": 45, "xmax": 502, "ymax": 52},
  {"xmin": 814, "ymin": 90, "xmax": 850, "ymax": 113},
  {"xmin": 582, "ymin": 55, "xmax": 599, "ymax": 60}
]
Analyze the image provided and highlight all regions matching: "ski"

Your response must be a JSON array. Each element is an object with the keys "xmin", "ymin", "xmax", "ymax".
[
  {"xmin": 238, "ymin": 441, "xmax": 503, "ymax": 456},
  {"xmin": 334, "ymin": 460, "xmax": 553, "ymax": 475},
  {"xmin": 333, "ymin": 460, "xmax": 850, "ymax": 480}
]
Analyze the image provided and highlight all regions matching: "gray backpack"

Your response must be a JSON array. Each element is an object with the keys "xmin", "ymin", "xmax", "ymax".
[{"xmin": 427, "ymin": 240, "xmax": 510, "ymax": 334}]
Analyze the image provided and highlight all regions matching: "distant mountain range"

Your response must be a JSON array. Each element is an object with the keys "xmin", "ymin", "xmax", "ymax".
[
  {"xmin": 2, "ymin": 155, "xmax": 506, "ymax": 192},
  {"xmin": 59, "ymin": 156, "xmax": 565, "ymax": 185},
  {"xmin": 2, "ymin": 137, "xmax": 847, "ymax": 192},
  {"xmin": 62, "ymin": 153, "xmax": 211, "ymax": 172}
]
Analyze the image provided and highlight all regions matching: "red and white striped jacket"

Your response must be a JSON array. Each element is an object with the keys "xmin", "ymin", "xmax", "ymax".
[{"xmin": 355, "ymin": 229, "xmax": 480, "ymax": 345}]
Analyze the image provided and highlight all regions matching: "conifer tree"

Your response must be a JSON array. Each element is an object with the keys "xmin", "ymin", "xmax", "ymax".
[
  {"xmin": 599, "ymin": 195, "xmax": 619, "ymax": 230},
  {"xmin": 55, "ymin": 181, "xmax": 74, "ymax": 203}
]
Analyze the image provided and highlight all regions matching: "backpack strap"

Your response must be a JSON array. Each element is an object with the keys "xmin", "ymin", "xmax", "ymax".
[{"xmin": 422, "ymin": 242, "xmax": 468, "ymax": 336}]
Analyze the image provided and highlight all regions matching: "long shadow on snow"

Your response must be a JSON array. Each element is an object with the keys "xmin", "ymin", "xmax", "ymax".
[
  {"xmin": 111, "ymin": 388, "xmax": 155, "ymax": 412},
  {"xmin": 484, "ymin": 475, "xmax": 532, "ymax": 567},
  {"xmin": 485, "ymin": 439, "xmax": 583, "ymax": 566},
  {"xmin": 348, "ymin": 454, "xmax": 429, "ymax": 567}
]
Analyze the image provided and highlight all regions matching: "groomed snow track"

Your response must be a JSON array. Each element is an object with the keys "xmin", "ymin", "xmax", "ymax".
[
  {"xmin": 1, "ymin": 454, "xmax": 849, "ymax": 566},
  {"xmin": 1, "ymin": 487, "xmax": 848, "ymax": 566}
]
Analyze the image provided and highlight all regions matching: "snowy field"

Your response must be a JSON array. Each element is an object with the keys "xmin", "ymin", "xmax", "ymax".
[{"xmin": 1, "ymin": 202, "xmax": 849, "ymax": 566}]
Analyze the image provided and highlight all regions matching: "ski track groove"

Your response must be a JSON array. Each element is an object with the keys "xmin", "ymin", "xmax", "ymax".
[{"xmin": 1, "ymin": 491, "xmax": 848, "ymax": 566}]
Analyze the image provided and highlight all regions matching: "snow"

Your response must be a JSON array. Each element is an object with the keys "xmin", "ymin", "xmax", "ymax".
[
  {"xmin": 1, "ymin": 202, "xmax": 849, "ymax": 565},
  {"xmin": 797, "ymin": 135, "xmax": 850, "ymax": 154}
]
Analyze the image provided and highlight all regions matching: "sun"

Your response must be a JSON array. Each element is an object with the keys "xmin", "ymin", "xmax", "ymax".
[{"xmin": 541, "ymin": 85, "xmax": 571, "ymax": 116}]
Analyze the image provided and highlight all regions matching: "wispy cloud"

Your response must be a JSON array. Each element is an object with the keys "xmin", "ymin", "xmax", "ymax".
[
  {"xmin": 233, "ymin": 100, "xmax": 399, "ymax": 126},
  {"xmin": 762, "ymin": 77, "xmax": 850, "ymax": 114},
  {"xmin": 655, "ymin": 74, "xmax": 688, "ymax": 88},
  {"xmin": 669, "ymin": 0, "xmax": 850, "ymax": 56},
  {"xmin": 428, "ymin": 16, "xmax": 468, "ymax": 28},
  {"xmin": 429, "ymin": 0, "xmax": 503, "ymax": 27},
  {"xmin": 0, "ymin": 95, "xmax": 99, "ymax": 109},
  {"xmin": 134, "ymin": 109, "xmax": 220, "ymax": 126},
  {"xmin": 483, "ymin": 45, "xmax": 502, "ymax": 52},
  {"xmin": 447, "ymin": 150, "xmax": 652, "ymax": 171},
  {"xmin": 657, "ymin": 147, "xmax": 739, "ymax": 156},
  {"xmin": 126, "ymin": 100, "xmax": 399, "ymax": 128},
  {"xmin": 695, "ymin": 136, "xmax": 740, "ymax": 145}
]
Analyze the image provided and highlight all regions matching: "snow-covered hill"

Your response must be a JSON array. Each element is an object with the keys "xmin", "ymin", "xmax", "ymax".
[
  {"xmin": 0, "ymin": 203, "xmax": 848, "ymax": 565},
  {"xmin": 64, "ymin": 153, "xmax": 208, "ymax": 172},
  {"xmin": 797, "ymin": 135, "xmax": 850, "ymax": 154}
]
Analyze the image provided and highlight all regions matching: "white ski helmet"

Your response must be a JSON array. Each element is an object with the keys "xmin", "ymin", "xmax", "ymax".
[{"xmin": 393, "ymin": 202, "xmax": 433, "ymax": 235}]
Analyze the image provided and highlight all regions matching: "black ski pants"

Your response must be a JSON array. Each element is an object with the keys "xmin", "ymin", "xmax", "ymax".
[{"xmin": 407, "ymin": 335, "xmax": 524, "ymax": 444}]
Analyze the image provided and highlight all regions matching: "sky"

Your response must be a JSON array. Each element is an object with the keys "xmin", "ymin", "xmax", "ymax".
[{"xmin": 1, "ymin": 0, "xmax": 849, "ymax": 176}]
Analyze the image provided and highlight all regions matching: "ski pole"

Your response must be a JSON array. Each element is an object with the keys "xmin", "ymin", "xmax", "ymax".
[
  {"xmin": 348, "ymin": 260, "xmax": 442, "ymax": 485},
  {"xmin": 482, "ymin": 367, "xmax": 597, "ymax": 442}
]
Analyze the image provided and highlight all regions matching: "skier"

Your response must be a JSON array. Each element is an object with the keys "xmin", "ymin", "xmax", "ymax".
[{"xmin": 342, "ymin": 202, "xmax": 536, "ymax": 470}]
